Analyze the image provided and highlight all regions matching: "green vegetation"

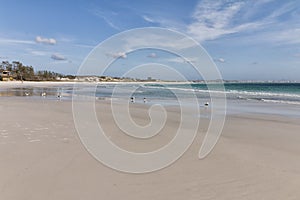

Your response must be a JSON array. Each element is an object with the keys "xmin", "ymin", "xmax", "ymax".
[
  {"xmin": 0, "ymin": 61, "xmax": 157, "ymax": 82},
  {"xmin": 0, "ymin": 61, "xmax": 70, "ymax": 81}
]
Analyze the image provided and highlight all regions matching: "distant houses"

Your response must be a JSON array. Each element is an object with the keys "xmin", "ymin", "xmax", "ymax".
[
  {"xmin": 0, "ymin": 71, "xmax": 159, "ymax": 82},
  {"xmin": 0, "ymin": 61, "xmax": 162, "ymax": 82},
  {"xmin": 0, "ymin": 61, "xmax": 163, "ymax": 82},
  {"xmin": 1, "ymin": 70, "xmax": 13, "ymax": 81}
]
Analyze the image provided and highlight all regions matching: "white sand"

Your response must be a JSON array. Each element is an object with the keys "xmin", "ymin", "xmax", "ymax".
[{"xmin": 0, "ymin": 97, "xmax": 300, "ymax": 199}]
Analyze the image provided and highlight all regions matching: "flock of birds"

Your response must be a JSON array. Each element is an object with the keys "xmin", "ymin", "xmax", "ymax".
[
  {"xmin": 24, "ymin": 92, "xmax": 210, "ymax": 107},
  {"xmin": 24, "ymin": 93, "xmax": 209, "ymax": 106},
  {"xmin": 130, "ymin": 96, "xmax": 210, "ymax": 107},
  {"xmin": 130, "ymin": 97, "xmax": 147, "ymax": 103},
  {"xmin": 24, "ymin": 91, "xmax": 62, "ymax": 99}
]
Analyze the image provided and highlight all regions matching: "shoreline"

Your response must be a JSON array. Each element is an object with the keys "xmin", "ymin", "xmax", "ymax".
[
  {"xmin": 0, "ymin": 82, "xmax": 300, "ymax": 118},
  {"xmin": 0, "ymin": 80, "xmax": 299, "ymax": 86}
]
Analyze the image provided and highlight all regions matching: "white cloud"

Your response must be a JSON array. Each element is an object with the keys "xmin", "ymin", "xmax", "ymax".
[
  {"xmin": 137, "ymin": 1, "xmax": 266, "ymax": 42},
  {"xmin": 140, "ymin": 15, "xmax": 187, "ymax": 31},
  {"xmin": 122, "ymin": 32, "xmax": 196, "ymax": 51},
  {"xmin": 166, "ymin": 57, "xmax": 184, "ymax": 63},
  {"xmin": 266, "ymin": 1, "xmax": 295, "ymax": 20},
  {"xmin": 74, "ymin": 44, "xmax": 95, "ymax": 49},
  {"xmin": 35, "ymin": 36, "xmax": 56, "ymax": 45},
  {"xmin": 103, "ymin": 17, "xmax": 120, "ymax": 30},
  {"xmin": 165, "ymin": 56, "xmax": 197, "ymax": 64},
  {"xmin": 106, "ymin": 52, "xmax": 127, "ymax": 59},
  {"xmin": 240, "ymin": 27, "xmax": 300, "ymax": 46},
  {"xmin": 0, "ymin": 38, "xmax": 35, "ymax": 45},
  {"xmin": 90, "ymin": 9, "xmax": 120, "ymax": 30},
  {"xmin": 143, "ymin": 15, "xmax": 155, "ymax": 23},
  {"xmin": 147, "ymin": 53, "xmax": 157, "ymax": 58},
  {"xmin": 269, "ymin": 28, "xmax": 300, "ymax": 45},
  {"xmin": 187, "ymin": 0, "xmax": 264, "ymax": 41},
  {"xmin": 215, "ymin": 58, "xmax": 225, "ymax": 63},
  {"xmin": 184, "ymin": 0, "xmax": 300, "ymax": 46},
  {"xmin": 51, "ymin": 53, "xmax": 66, "ymax": 60},
  {"xmin": 31, "ymin": 50, "xmax": 47, "ymax": 56}
]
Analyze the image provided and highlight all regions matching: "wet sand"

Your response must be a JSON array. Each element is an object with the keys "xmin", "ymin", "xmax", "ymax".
[{"xmin": 1, "ymin": 96, "xmax": 300, "ymax": 199}]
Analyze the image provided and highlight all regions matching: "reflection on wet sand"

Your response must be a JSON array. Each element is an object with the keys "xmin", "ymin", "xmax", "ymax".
[{"xmin": 0, "ymin": 87, "xmax": 69, "ymax": 98}]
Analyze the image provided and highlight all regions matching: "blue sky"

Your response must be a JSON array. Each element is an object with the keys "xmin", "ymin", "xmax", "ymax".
[{"xmin": 0, "ymin": 0, "xmax": 299, "ymax": 80}]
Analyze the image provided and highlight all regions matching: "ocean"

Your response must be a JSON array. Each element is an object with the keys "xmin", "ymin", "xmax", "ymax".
[
  {"xmin": 1, "ymin": 82, "xmax": 300, "ymax": 117},
  {"xmin": 93, "ymin": 82, "xmax": 300, "ymax": 105},
  {"xmin": 1, "ymin": 82, "xmax": 300, "ymax": 105}
]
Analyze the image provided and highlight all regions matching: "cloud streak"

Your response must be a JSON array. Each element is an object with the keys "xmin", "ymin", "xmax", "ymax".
[
  {"xmin": 106, "ymin": 52, "xmax": 127, "ymax": 59},
  {"xmin": 215, "ymin": 58, "xmax": 225, "ymax": 63},
  {"xmin": 147, "ymin": 53, "xmax": 157, "ymax": 58},
  {"xmin": 74, "ymin": 44, "xmax": 95, "ymax": 49},
  {"xmin": 90, "ymin": 9, "xmax": 120, "ymax": 30},
  {"xmin": 143, "ymin": 15, "xmax": 155, "ymax": 23},
  {"xmin": 268, "ymin": 28, "xmax": 300, "ymax": 45},
  {"xmin": 31, "ymin": 50, "xmax": 47, "ymax": 56},
  {"xmin": 51, "ymin": 53, "xmax": 66, "ymax": 60},
  {"xmin": 36, "ymin": 36, "xmax": 56, "ymax": 45},
  {"xmin": 187, "ymin": 0, "xmax": 265, "ymax": 41},
  {"xmin": 0, "ymin": 38, "xmax": 35, "ymax": 45},
  {"xmin": 142, "ymin": 0, "xmax": 299, "ymax": 46}
]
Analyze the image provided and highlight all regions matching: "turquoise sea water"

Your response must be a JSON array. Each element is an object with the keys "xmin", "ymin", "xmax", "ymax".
[
  {"xmin": 1, "ymin": 82, "xmax": 300, "ymax": 117},
  {"xmin": 1, "ymin": 82, "xmax": 300, "ymax": 105},
  {"xmin": 95, "ymin": 82, "xmax": 300, "ymax": 105}
]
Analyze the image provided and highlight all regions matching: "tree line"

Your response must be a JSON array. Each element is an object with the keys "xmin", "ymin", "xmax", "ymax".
[{"xmin": 0, "ymin": 61, "xmax": 74, "ymax": 81}]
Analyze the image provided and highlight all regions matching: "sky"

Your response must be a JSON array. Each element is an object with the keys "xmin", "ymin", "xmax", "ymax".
[{"xmin": 0, "ymin": 0, "xmax": 300, "ymax": 80}]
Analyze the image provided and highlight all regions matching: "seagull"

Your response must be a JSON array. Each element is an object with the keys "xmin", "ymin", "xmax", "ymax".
[{"xmin": 130, "ymin": 96, "xmax": 135, "ymax": 103}]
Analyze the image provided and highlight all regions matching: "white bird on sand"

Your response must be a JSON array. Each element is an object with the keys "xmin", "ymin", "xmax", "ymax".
[
  {"xmin": 25, "ymin": 92, "xmax": 30, "ymax": 96},
  {"xmin": 41, "ymin": 92, "xmax": 46, "ymax": 97},
  {"xmin": 130, "ymin": 96, "xmax": 135, "ymax": 103}
]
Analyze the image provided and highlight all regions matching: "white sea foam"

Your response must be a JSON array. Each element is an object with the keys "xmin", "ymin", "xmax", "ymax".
[
  {"xmin": 226, "ymin": 90, "xmax": 300, "ymax": 98},
  {"xmin": 144, "ymin": 85, "xmax": 300, "ymax": 98},
  {"xmin": 142, "ymin": 85, "xmax": 300, "ymax": 106},
  {"xmin": 261, "ymin": 99, "xmax": 300, "ymax": 105}
]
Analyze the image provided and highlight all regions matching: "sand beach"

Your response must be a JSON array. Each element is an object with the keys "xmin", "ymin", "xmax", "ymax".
[{"xmin": 0, "ymin": 82, "xmax": 300, "ymax": 199}]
